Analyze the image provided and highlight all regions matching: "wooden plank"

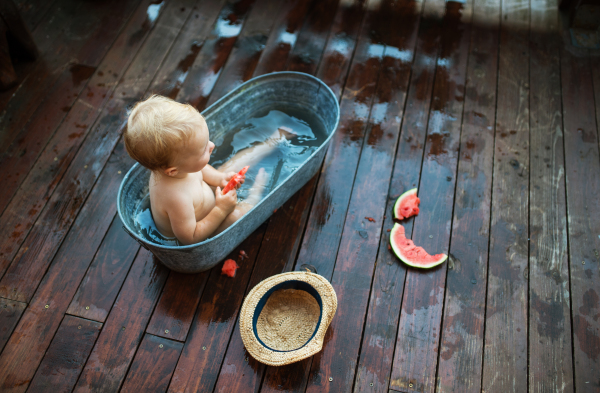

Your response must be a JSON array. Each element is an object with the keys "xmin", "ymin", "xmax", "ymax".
[
  {"xmin": 295, "ymin": 0, "xmax": 385, "ymax": 281},
  {"xmin": 66, "ymin": 216, "xmax": 139, "ymax": 323},
  {"xmin": 0, "ymin": 0, "xmax": 196, "ymax": 303},
  {"xmin": 206, "ymin": 0, "xmax": 284, "ymax": 105},
  {"xmin": 174, "ymin": 0, "xmax": 259, "ymax": 109},
  {"xmin": 434, "ymin": 0, "xmax": 500, "ymax": 392},
  {"xmin": 27, "ymin": 315, "xmax": 102, "ymax": 393},
  {"xmin": 251, "ymin": 0, "xmax": 312, "ymax": 77},
  {"xmin": 388, "ymin": 0, "xmax": 473, "ymax": 391},
  {"xmin": 352, "ymin": 0, "xmax": 446, "ymax": 390},
  {"xmin": 0, "ymin": 0, "xmax": 164, "ymax": 216},
  {"xmin": 284, "ymin": 0, "xmax": 340, "ymax": 74},
  {"xmin": 480, "ymin": 0, "xmax": 530, "ymax": 389},
  {"xmin": 120, "ymin": 334, "xmax": 183, "ymax": 393},
  {"xmin": 166, "ymin": 229, "xmax": 265, "ymax": 393},
  {"xmin": 146, "ymin": 271, "xmax": 209, "ymax": 342},
  {"xmin": 148, "ymin": 0, "xmax": 230, "ymax": 99},
  {"xmin": 73, "ymin": 249, "xmax": 168, "ymax": 392},
  {"xmin": 315, "ymin": 0, "xmax": 367, "ymax": 99},
  {"xmin": 307, "ymin": 0, "xmax": 427, "ymax": 389},
  {"xmin": 561, "ymin": 43, "xmax": 600, "ymax": 392},
  {"xmin": 0, "ymin": 298, "xmax": 25, "ymax": 354},
  {"xmin": 0, "ymin": 142, "xmax": 133, "ymax": 393},
  {"xmin": 0, "ymin": 0, "xmax": 143, "ymax": 155},
  {"xmin": 528, "ymin": 0, "xmax": 574, "ymax": 391}
]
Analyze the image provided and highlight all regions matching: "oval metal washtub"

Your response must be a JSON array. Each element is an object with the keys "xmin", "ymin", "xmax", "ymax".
[{"xmin": 118, "ymin": 72, "xmax": 340, "ymax": 273}]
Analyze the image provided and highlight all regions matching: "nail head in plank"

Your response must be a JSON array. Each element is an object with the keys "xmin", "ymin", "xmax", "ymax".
[
  {"xmin": 120, "ymin": 334, "xmax": 183, "ymax": 393},
  {"xmin": 73, "ymin": 249, "xmax": 169, "ymax": 392}
]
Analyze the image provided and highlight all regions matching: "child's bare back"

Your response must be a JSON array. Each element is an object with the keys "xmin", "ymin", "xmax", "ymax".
[{"xmin": 125, "ymin": 95, "xmax": 284, "ymax": 245}]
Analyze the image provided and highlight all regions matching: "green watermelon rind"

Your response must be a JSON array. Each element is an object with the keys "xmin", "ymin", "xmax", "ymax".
[
  {"xmin": 389, "ymin": 223, "xmax": 447, "ymax": 269},
  {"xmin": 393, "ymin": 188, "xmax": 418, "ymax": 220}
]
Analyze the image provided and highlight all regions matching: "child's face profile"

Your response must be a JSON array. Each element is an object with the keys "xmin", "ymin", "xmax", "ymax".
[{"xmin": 173, "ymin": 115, "xmax": 214, "ymax": 175}]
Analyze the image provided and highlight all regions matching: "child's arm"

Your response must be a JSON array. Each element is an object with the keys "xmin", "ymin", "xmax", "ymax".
[
  {"xmin": 168, "ymin": 188, "xmax": 237, "ymax": 244},
  {"xmin": 202, "ymin": 165, "xmax": 228, "ymax": 187}
]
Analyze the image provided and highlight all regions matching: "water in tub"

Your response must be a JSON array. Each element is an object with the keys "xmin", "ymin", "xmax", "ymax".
[{"xmin": 133, "ymin": 106, "xmax": 327, "ymax": 246}]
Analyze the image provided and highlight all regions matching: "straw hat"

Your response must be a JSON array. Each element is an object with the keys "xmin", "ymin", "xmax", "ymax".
[{"xmin": 239, "ymin": 271, "xmax": 337, "ymax": 366}]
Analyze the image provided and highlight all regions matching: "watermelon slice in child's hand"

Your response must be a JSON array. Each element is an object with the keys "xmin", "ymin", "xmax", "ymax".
[
  {"xmin": 221, "ymin": 259, "xmax": 239, "ymax": 277},
  {"xmin": 223, "ymin": 166, "xmax": 249, "ymax": 194}
]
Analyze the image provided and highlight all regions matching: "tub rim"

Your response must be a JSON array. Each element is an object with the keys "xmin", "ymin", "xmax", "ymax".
[{"xmin": 117, "ymin": 71, "xmax": 340, "ymax": 250}]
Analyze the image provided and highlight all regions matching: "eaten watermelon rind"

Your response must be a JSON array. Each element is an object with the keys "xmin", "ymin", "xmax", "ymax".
[
  {"xmin": 393, "ymin": 188, "xmax": 418, "ymax": 220},
  {"xmin": 389, "ymin": 223, "xmax": 447, "ymax": 269}
]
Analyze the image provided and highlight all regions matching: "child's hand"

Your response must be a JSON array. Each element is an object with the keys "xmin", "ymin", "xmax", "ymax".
[
  {"xmin": 220, "ymin": 171, "xmax": 245, "ymax": 190},
  {"xmin": 215, "ymin": 186, "xmax": 237, "ymax": 215}
]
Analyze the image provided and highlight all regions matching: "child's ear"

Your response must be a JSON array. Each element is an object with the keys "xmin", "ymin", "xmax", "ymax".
[{"xmin": 164, "ymin": 167, "xmax": 178, "ymax": 177}]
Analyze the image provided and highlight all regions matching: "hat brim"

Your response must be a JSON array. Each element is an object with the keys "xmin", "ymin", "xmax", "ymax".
[{"xmin": 239, "ymin": 271, "xmax": 337, "ymax": 366}]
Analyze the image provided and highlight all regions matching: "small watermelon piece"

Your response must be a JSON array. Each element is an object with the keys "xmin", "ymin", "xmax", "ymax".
[
  {"xmin": 222, "ymin": 166, "xmax": 249, "ymax": 194},
  {"xmin": 390, "ymin": 223, "xmax": 447, "ymax": 269},
  {"xmin": 221, "ymin": 259, "xmax": 239, "ymax": 277},
  {"xmin": 393, "ymin": 188, "xmax": 420, "ymax": 220}
]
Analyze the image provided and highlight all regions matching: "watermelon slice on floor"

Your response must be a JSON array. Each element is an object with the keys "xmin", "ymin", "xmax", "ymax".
[
  {"xmin": 221, "ymin": 259, "xmax": 239, "ymax": 277},
  {"xmin": 390, "ymin": 223, "xmax": 447, "ymax": 269},
  {"xmin": 222, "ymin": 166, "xmax": 249, "ymax": 194},
  {"xmin": 393, "ymin": 188, "xmax": 420, "ymax": 220}
]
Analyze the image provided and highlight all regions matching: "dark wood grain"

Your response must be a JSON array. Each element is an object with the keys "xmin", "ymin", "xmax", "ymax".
[
  {"xmin": 73, "ymin": 249, "xmax": 169, "ymax": 392},
  {"xmin": 0, "ymin": 0, "xmax": 197, "ymax": 303},
  {"xmin": 388, "ymin": 0, "xmax": 472, "ymax": 391},
  {"xmin": 120, "ymin": 334, "xmax": 183, "ymax": 393},
  {"xmin": 295, "ymin": 0, "xmax": 385, "ymax": 280},
  {"xmin": 146, "ymin": 271, "xmax": 209, "ymax": 342},
  {"xmin": 27, "ymin": 315, "xmax": 102, "ymax": 393},
  {"xmin": 174, "ymin": 0, "xmax": 258, "ymax": 109},
  {"xmin": 283, "ymin": 0, "xmax": 339, "ymax": 74},
  {"xmin": 0, "ymin": 141, "xmax": 133, "ymax": 393},
  {"xmin": 148, "ymin": 0, "xmax": 229, "ymax": 99},
  {"xmin": 66, "ymin": 216, "xmax": 139, "ymax": 323},
  {"xmin": 0, "ymin": 0, "xmax": 163, "ymax": 215},
  {"xmin": 0, "ymin": 298, "xmax": 25, "ymax": 353},
  {"xmin": 0, "ymin": 0, "xmax": 142, "ymax": 155},
  {"xmin": 528, "ymin": 0, "xmax": 573, "ymax": 391},
  {"xmin": 480, "ymin": 0, "xmax": 530, "ymax": 389},
  {"xmin": 434, "ymin": 0, "xmax": 499, "ymax": 391},
  {"xmin": 205, "ymin": 0, "xmax": 284, "ymax": 105},
  {"xmin": 315, "ymin": 0, "xmax": 367, "ymax": 99},
  {"xmin": 352, "ymin": 0, "xmax": 444, "ymax": 389},
  {"xmin": 561, "ymin": 43, "xmax": 600, "ymax": 393},
  {"xmin": 167, "ymin": 228, "xmax": 265, "ymax": 393},
  {"xmin": 251, "ymin": 0, "xmax": 312, "ymax": 77},
  {"xmin": 304, "ymin": 0, "xmax": 426, "ymax": 389}
]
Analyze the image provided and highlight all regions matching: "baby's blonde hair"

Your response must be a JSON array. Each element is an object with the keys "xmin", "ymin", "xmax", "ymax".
[{"xmin": 124, "ymin": 95, "xmax": 204, "ymax": 171}]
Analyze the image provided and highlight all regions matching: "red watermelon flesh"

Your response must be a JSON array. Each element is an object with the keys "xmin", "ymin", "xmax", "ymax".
[
  {"xmin": 390, "ymin": 223, "xmax": 447, "ymax": 269},
  {"xmin": 393, "ymin": 188, "xmax": 420, "ymax": 220},
  {"xmin": 221, "ymin": 259, "xmax": 239, "ymax": 277},
  {"xmin": 222, "ymin": 166, "xmax": 249, "ymax": 194}
]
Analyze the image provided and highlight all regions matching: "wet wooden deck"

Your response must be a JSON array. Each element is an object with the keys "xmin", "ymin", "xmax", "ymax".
[{"xmin": 0, "ymin": 0, "xmax": 599, "ymax": 391}]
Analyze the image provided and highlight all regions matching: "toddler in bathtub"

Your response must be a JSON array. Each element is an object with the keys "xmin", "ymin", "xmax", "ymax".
[{"xmin": 124, "ymin": 95, "xmax": 292, "ymax": 245}]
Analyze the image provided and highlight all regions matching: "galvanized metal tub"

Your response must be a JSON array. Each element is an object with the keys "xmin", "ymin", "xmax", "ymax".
[{"xmin": 117, "ymin": 72, "xmax": 340, "ymax": 273}]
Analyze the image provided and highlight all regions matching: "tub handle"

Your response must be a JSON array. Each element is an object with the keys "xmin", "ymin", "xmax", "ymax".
[{"xmin": 122, "ymin": 225, "xmax": 149, "ymax": 250}]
